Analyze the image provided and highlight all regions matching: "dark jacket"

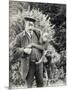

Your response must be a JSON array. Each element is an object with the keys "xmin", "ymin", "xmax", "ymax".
[{"xmin": 12, "ymin": 30, "xmax": 41, "ymax": 80}]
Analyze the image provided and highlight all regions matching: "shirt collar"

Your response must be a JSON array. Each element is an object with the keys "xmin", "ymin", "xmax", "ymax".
[{"xmin": 25, "ymin": 30, "xmax": 33, "ymax": 38}]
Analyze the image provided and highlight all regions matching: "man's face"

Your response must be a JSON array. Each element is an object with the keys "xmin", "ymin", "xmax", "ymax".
[{"xmin": 25, "ymin": 21, "xmax": 35, "ymax": 32}]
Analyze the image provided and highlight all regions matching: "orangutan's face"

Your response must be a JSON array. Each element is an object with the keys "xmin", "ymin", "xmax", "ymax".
[{"xmin": 42, "ymin": 33, "xmax": 48, "ymax": 42}]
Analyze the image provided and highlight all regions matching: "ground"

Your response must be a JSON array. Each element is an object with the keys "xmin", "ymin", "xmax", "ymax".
[{"xmin": 10, "ymin": 78, "xmax": 66, "ymax": 89}]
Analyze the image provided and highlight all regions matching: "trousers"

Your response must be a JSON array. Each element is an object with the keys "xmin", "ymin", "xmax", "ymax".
[{"xmin": 26, "ymin": 61, "xmax": 43, "ymax": 88}]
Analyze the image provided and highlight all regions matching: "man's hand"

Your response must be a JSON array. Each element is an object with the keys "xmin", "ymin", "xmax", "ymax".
[
  {"xmin": 24, "ymin": 48, "xmax": 32, "ymax": 55},
  {"xmin": 19, "ymin": 48, "xmax": 24, "ymax": 52}
]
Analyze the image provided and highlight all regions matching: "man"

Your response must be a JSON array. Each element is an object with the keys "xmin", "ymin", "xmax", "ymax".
[{"xmin": 12, "ymin": 17, "xmax": 43, "ymax": 87}]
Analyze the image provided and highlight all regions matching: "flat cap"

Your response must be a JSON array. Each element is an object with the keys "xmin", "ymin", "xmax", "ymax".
[{"xmin": 24, "ymin": 17, "xmax": 36, "ymax": 22}]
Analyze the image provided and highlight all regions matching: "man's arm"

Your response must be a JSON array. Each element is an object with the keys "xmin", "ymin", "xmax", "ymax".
[
  {"xmin": 13, "ymin": 34, "xmax": 24, "ymax": 58},
  {"xmin": 13, "ymin": 33, "xmax": 32, "ymax": 58},
  {"xmin": 27, "ymin": 43, "xmax": 44, "ymax": 51}
]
